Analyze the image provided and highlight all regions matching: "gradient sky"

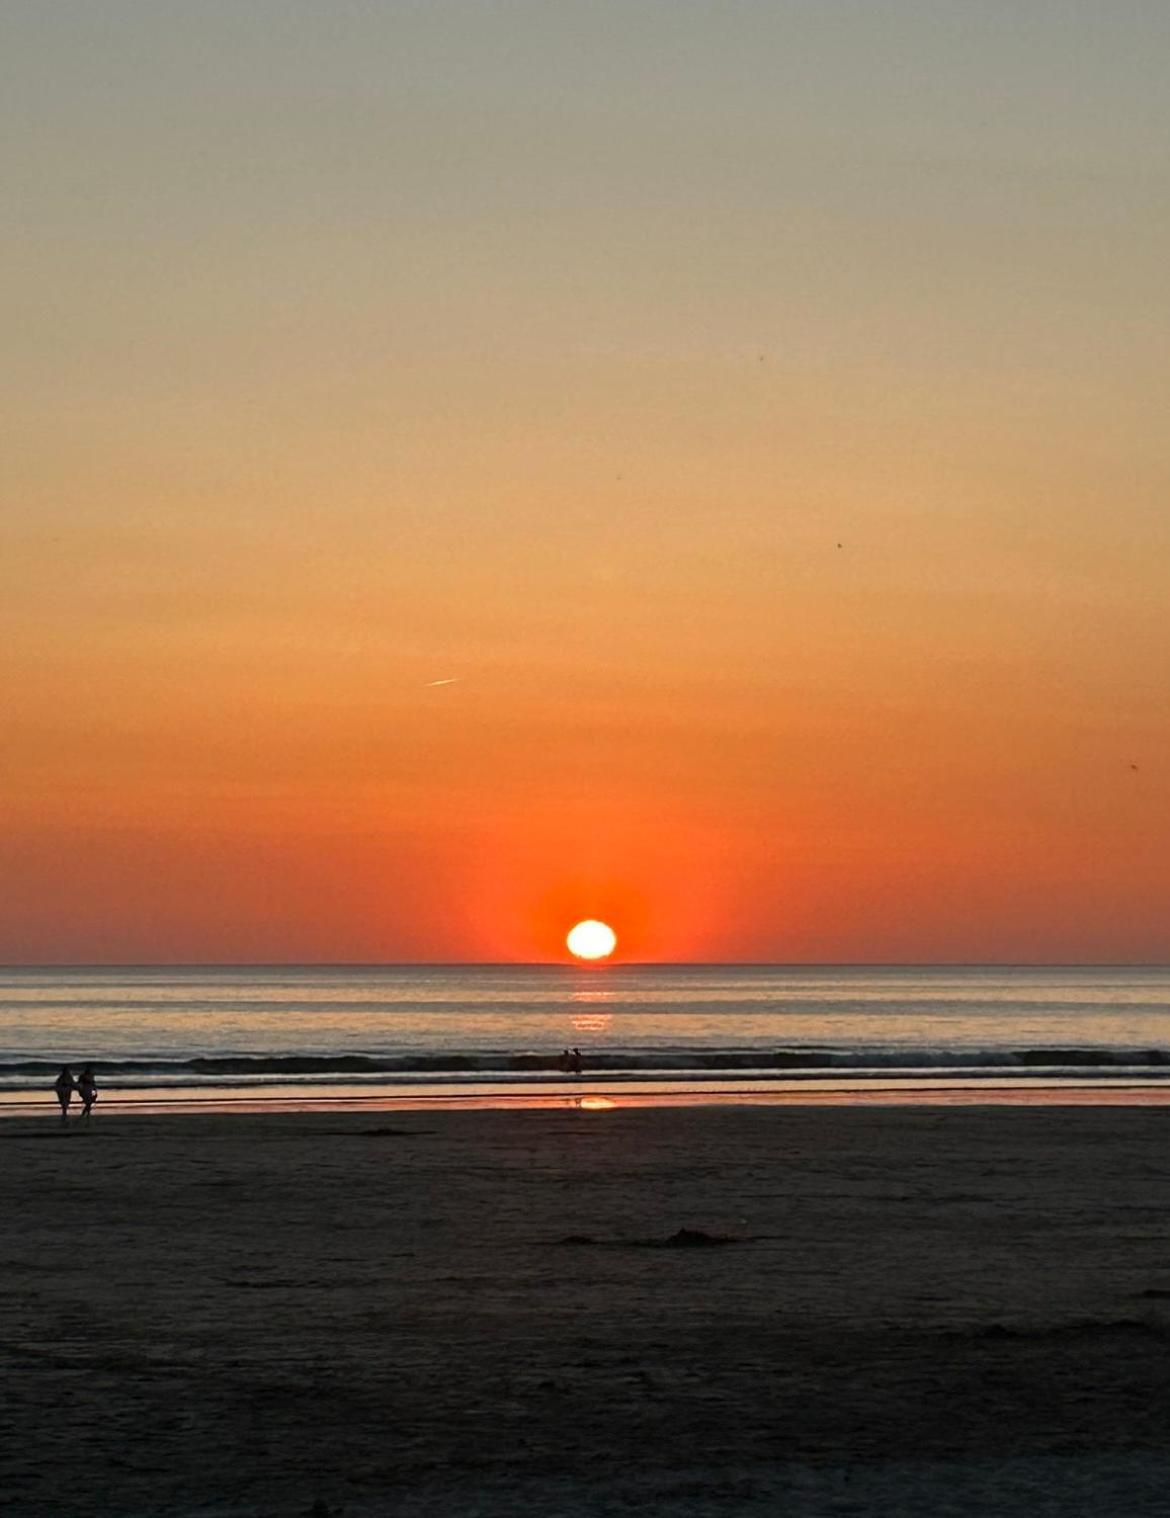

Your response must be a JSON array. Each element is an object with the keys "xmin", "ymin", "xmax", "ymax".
[{"xmin": 3, "ymin": 2, "xmax": 1169, "ymax": 963}]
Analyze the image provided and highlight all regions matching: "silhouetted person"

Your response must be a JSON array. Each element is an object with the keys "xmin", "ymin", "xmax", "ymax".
[
  {"xmin": 77, "ymin": 1066, "xmax": 98, "ymax": 1122},
  {"xmin": 54, "ymin": 1066, "xmax": 75, "ymax": 1125},
  {"xmin": 558, "ymin": 1049, "xmax": 572, "ymax": 1073},
  {"xmin": 570, "ymin": 1047, "xmax": 583, "ymax": 1075}
]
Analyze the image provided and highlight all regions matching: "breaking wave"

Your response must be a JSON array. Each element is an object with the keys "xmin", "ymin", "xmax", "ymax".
[{"xmin": 5, "ymin": 1045, "xmax": 1170, "ymax": 1091}]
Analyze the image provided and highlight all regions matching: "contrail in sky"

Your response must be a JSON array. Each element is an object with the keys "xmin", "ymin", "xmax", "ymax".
[{"xmin": 425, "ymin": 677, "xmax": 461, "ymax": 687}]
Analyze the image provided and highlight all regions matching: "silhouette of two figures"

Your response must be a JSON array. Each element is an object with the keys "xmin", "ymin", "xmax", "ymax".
[{"xmin": 54, "ymin": 1065, "xmax": 98, "ymax": 1125}]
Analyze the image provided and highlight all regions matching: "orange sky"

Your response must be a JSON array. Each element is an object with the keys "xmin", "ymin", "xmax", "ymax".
[{"xmin": 3, "ymin": 4, "xmax": 1169, "ymax": 962}]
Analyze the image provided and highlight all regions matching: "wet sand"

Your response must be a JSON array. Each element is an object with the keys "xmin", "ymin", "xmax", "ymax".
[{"xmin": 4, "ymin": 1104, "xmax": 1170, "ymax": 1515}]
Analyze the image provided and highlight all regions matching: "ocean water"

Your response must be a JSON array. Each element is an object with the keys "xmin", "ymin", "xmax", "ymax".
[{"xmin": 3, "ymin": 964, "xmax": 1170, "ymax": 1110}]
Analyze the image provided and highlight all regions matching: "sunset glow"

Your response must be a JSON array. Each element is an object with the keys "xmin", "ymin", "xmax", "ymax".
[{"xmin": 3, "ymin": 6, "xmax": 1169, "ymax": 966}]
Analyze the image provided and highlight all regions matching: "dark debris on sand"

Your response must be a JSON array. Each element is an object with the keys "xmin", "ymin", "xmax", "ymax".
[
  {"xmin": 554, "ymin": 1227, "xmax": 744, "ymax": 1249},
  {"xmin": 321, "ymin": 1126, "xmax": 429, "ymax": 1138}
]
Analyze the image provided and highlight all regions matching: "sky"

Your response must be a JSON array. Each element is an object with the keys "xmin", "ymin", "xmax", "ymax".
[{"xmin": 3, "ymin": 1, "xmax": 1169, "ymax": 963}]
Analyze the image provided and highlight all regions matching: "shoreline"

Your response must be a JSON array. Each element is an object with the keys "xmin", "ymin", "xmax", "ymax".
[{"xmin": 7, "ymin": 1076, "xmax": 1170, "ymax": 1118}]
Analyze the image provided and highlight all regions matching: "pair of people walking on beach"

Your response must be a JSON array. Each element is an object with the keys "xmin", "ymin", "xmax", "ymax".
[{"xmin": 54, "ymin": 1065, "xmax": 97, "ymax": 1125}]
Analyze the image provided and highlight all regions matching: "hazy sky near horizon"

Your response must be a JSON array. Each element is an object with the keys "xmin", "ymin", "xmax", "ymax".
[{"xmin": 3, "ymin": 2, "xmax": 1169, "ymax": 962}]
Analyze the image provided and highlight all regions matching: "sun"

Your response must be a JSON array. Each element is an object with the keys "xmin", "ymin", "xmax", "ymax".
[{"xmin": 566, "ymin": 919, "xmax": 617, "ymax": 961}]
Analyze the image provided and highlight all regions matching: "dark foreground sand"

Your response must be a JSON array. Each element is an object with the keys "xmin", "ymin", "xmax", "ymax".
[{"xmin": 5, "ymin": 1104, "xmax": 1170, "ymax": 1516}]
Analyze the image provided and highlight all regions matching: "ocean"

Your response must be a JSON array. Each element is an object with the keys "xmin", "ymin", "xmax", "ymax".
[{"xmin": 4, "ymin": 963, "xmax": 1170, "ymax": 1112}]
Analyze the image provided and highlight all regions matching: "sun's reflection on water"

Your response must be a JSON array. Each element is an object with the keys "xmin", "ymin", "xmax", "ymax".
[
  {"xmin": 571, "ymin": 1013, "xmax": 612, "ymax": 1034},
  {"xmin": 569, "ymin": 987, "xmax": 614, "ymax": 1036}
]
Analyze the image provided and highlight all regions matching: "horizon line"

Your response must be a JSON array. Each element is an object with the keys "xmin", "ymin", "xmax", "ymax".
[{"xmin": 2, "ymin": 960, "xmax": 1169, "ymax": 972}]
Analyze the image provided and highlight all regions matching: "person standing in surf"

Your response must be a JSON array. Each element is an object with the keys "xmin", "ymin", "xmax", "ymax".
[{"xmin": 54, "ymin": 1066, "xmax": 75, "ymax": 1125}]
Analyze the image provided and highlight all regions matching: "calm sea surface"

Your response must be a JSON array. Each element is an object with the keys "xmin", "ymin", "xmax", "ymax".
[{"xmin": 3, "ymin": 964, "xmax": 1170, "ymax": 1110}]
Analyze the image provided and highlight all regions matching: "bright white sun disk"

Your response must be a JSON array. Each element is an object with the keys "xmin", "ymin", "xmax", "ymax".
[{"xmin": 567, "ymin": 920, "xmax": 617, "ymax": 960}]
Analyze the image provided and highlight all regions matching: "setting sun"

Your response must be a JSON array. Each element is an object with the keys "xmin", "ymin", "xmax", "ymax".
[{"xmin": 566, "ymin": 920, "xmax": 617, "ymax": 961}]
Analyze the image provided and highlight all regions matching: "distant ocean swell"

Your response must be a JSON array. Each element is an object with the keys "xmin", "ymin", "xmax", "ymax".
[{"xmin": 6, "ymin": 1045, "xmax": 1170, "ymax": 1091}]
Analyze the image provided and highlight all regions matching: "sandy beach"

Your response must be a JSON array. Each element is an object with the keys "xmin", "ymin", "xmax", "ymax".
[{"xmin": 5, "ymin": 1103, "xmax": 1170, "ymax": 1516}]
